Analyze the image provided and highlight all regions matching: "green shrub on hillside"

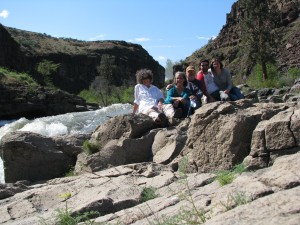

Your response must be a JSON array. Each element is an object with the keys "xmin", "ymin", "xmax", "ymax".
[
  {"xmin": 247, "ymin": 63, "xmax": 279, "ymax": 88},
  {"xmin": 79, "ymin": 85, "xmax": 134, "ymax": 106},
  {"xmin": 247, "ymin": 64, "xmax": 300, "ymax": 89},
  {"xmin": 279, "ymin": 67, "xmax": 300, "ymax": 87},
  {"xmin": 36, "ymin": 60, "xmax": 60, "ymax": 87},
  {"xmin": 0, "ymin": 67, "xmax": 38, "ymax": 86}
]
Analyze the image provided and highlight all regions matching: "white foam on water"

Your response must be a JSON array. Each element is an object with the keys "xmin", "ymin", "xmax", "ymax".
[{"xmin": 0, "ymin": 103, "xmax": 132, "ymax": 183}]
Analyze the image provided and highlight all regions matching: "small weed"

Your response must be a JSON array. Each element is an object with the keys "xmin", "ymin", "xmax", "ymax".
[
  {"xmin": 178, "ymin": 156, "xmax": 189, "ymax": 176},
  {"xmin": 83, "ymin": 139, "xmax": 101, "ymax": 155},
  {"xmin": 232, "ymin": 163, "xmax": 247, "ymax": 174},
  {"xmin": 140, "ymin": 187, "xmax": 159, "ymax": 203},
  {"xmin": 39, "ymin": 192, "xmax": 99, "ymax": 225},
  {"xmin": 216, "ymin": 170, "xmax": 235, "ymax": 186},
  {"xmin": 215, "ymin": 163, "xmax": 247, "ymax": 186},
  {"xmin": 152, "ymin": 207, "xmax": 208, "ymax": 225},
  {"xmin": 64, "ymin": 167, "xmax": 75, "ymax": 177},
  {"xmin": 219, "ymin": 191, "xmax": 253, "ymax": 211}
]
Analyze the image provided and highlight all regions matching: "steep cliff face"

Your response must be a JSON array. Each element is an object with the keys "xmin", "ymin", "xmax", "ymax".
[
  {"xmin": 0, "ymin": 25, "xmax": 26, "ymax": 71},
  {"xmin": 186, "ymin": 0, "xmax": 300, "ymax": 76},
  {"xmin": 0, "ymin": 24, "xmax": 165, "ymax": 94}
]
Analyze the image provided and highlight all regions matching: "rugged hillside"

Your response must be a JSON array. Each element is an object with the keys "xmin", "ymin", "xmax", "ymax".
[
  {"xmin": 185, "ymin": 0, "xmax": 300, "ymax": 77},
  {"xmin": 0, "ymin": 24, "xmax": 165, "ymax": 94}
]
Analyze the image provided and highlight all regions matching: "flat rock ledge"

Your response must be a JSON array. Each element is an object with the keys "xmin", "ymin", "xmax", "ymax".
[{"xmin": 0, "ymin": 152, "xmax": 299, "ymax": 225}]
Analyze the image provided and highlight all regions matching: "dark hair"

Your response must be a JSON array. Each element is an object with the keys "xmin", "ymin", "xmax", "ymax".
[
  {"xmin": 136, "ymin": 69, "xmax": 153, "ymax": 84},
  {"xmin": 199, "ymin": 59, "xmax": 209, "ymax": 68},
  {"xmin": 172, "ymin": 64, "xmax": 184, "ymax": 75},
  {"xmin": 210, "ymin": 58, "xmax": 224, "ymax": 71},
  {"xmin": 174, "ymin": 71, "xmax": 188, "ymax": 86}
]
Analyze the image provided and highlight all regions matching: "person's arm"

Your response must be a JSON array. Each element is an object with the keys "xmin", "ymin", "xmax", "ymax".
[
  {"xmin": 164, "ymin": 87, "xmax": 174, "ymax": 104},
  {"xmin": 157, "ymin": 98, "xmax": 164, "ymax": 111},
  {"xmin": 195, "ymin": 81, "xmax": 203, "ymax": 100},
  {"xmin": 197, "ymin": 72, "xmax": 209, "ymax": 97},
  {"xmin": 179, "ymin": 88, "xmax": 191, "ymax": 104},
  {"xmin": 133, "ymin": 103, "xmax": 139, "ymax": 114},
  {"xmin": 166, "ymin": 84, "xmax": 173, "ymax": 90},
  {"xmin": 224, "ymin": 69, "xmax": 233, "ymax": 94},
  {"xmin": 133, "ymin": 84, "xmax": 139, "ymax": 113}
]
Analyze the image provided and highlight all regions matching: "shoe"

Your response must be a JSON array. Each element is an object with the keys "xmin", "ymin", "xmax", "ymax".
[{"xmin": 173, "ymin": 108, "xmax": 182, "ymax": 118}]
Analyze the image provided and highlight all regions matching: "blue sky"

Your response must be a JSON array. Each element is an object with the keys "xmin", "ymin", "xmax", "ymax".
[{"xmin": 0, "ymin": 0, "xmax": 237, "ymax": 67}]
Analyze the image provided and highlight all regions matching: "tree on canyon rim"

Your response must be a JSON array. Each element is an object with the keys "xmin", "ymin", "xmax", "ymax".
[{"xmin": 239, "ymin": 0, "xmax": 281, "ymax": 80}]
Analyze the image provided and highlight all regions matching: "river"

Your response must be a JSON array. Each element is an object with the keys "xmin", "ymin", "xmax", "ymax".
[{"xmin": 0, "ymin": 103, "xmax": 132, "ymax": 183}]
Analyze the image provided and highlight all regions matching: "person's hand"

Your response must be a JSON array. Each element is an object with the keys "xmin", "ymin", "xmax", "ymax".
[
  {"xmin": 224, "ymin": 89, "xmax": 230, "ymax": 94},
  {"xmin": 190, "ymin": 95, "xmax": 196, "ymax": 101},
  {"xmin": 166, "ymin": 84, "xmax": 173, "ymax": 90},
  {"xmin": 179, "ymin": 98, "xmax": 186, "ymax": 104},
  {"xmin": 173, "ymin": 100, "xmax": 179, "ymax": 108},
  {"xmin": 157, "ymin": 101, "xmax": 163, "ymax": 111}
]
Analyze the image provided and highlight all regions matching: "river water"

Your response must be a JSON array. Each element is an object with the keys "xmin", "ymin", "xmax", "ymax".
[{"xmin": 0, "ymin": 103, "xmax": 132, "ymax": 183}]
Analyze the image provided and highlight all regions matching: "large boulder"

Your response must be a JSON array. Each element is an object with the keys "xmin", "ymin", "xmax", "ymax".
[
  {"xmin": 90, "ymin": 113, "xmax": 157, "ymax": 146},
  {"xmin": 152, "ymin": 119, "xmax": 189, "ymax": 165},
  {"xmin": 75, "ymin": 131, "xmax": 158, "ymax": 174},
  {"xmin": 176, "ymin": 100, "xmax": 296, "ymax": 172},
  {"xmin": 244, "ymin": 106, "xmax": 300, "ymax": 169},
  {"xmin": 75, "ymin": 114, "xmax": 160, "ymax": 174},
  {"xmin": 0, "ymin": 132, "xmax": 86, "ymax": 183}
]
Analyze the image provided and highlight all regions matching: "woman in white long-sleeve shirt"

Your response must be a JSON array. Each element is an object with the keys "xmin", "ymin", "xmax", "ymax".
[{"xmin": 133, "ymin": 69, "xmax": 167, "ymax": 126}]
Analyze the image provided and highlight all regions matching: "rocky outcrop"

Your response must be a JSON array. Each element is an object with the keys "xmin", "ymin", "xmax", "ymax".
[
  {"xmin": 244, "ymin": 106, "xmax": 300, "ymax": 169},
  {"xmin": 75, "ymin": 114, "xmax": 159, "ymax": 174},
  {"xmin": 0, "ymin": 81, "xmax": 98, "ymax": 120},
  {"xmin": 0, "ymin": 24, "xmax": 165, "ymax": 94},
  {"xmin": 2, "ymin": 100, "xmax": 299, "ymax": 184},
  {"xmin": 0, "ymin": 100, "xmax": 299, "ymax": 224},
  {"xmin": 186, "ymin": 0, "xmax": 300, "ymax": 75}
]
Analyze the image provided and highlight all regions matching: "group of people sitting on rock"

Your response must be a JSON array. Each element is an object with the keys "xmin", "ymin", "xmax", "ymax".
[{"xmin": 133, "ymin": 57, "xmax": 244, "ymax": 126}]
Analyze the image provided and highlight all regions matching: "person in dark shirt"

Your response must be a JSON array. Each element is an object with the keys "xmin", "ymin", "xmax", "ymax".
[{"xmin": 185, "ymin": 66, "xmax": 204, "ymax": 110}]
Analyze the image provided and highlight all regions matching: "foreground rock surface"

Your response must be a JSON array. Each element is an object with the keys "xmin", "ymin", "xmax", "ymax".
[
  {"xmin": 1, "ymin": 100, "xmax": 300, "ymax": 224},
  {"xmin": 0, "ymin": 153, "xmax": 299, "ymax": 224}
]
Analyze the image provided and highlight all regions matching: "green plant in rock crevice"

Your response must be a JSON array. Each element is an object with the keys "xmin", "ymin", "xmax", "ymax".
[
  {"xmin": 150, "ymin": 156, "xmax": 210, "ymax": 225},
  {"xmin": 39, "ymin": 192, "xmax": 98, "ymax": 225},
  {"xmin": 82, "ymin": 139, "xmax": 101, "ymax": 155},
  {"xmin": 215, "ymin": 163, "xmax": 247, "ymax": 186},
  {"xmin": 140, "ymin": 187, "xmax": 159, "ymax": 203},
  {"xmin": 219, "ymin": 191, "xmax": 253, "ymax": 211}
]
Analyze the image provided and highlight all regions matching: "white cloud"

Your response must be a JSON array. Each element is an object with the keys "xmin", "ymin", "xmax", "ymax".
[
  {"xmin": 89, "ymin": 34, "xmax": 106, "ymax": 41},
  {"xmin": 0, "ymin": 10, "xmax": 9, "ymax": 18},
  {"xmin": 196, "ymin": 36, "xmax": 210, "ymax": 40},
  {"xmin": 146, "ymin": 45, "xmax": 177, "ymax": 49},
  {"xmin": 133, "ymin": 37, "xmax": 150, "ymax": 42},
  {"xmin": 156, "ymin": 56, "xmax": 167, "ymax": 61},
  {"xmin": 196, "ymin": 35, "xmax": 217, "ymax": 40}
]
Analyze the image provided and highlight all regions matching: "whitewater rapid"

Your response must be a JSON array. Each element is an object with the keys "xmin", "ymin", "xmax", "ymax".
[{"xmin": 0, "ymin": 103, "xmax": 132, "ymax": 183}]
